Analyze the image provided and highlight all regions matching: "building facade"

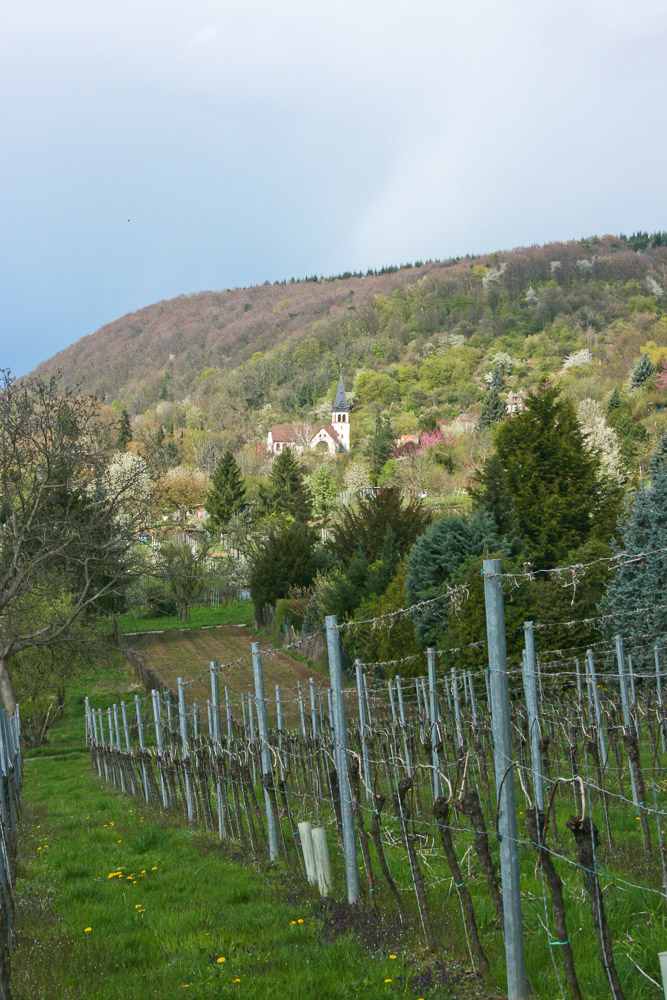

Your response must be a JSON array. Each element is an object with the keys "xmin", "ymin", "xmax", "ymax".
[{"xmin": 266, "ymin": 375, "xmax": 350, "ymax": 456}]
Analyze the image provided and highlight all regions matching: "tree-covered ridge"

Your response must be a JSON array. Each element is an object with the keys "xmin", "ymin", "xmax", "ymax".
[{"xmin": 31, "ymin": 234, "xmax": 667, "ymax": 470}]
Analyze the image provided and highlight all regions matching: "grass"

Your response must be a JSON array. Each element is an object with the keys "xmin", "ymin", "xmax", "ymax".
[
  {"xmin": 13, "ymin": 660, "xmax": 482, "ymax": 1000},
  {"xmin": 116, "ymin": 601, "xmax": 254, "ymax": 635}
]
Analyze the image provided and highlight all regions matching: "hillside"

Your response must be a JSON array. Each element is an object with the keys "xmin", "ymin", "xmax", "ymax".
[{"xmin": 33, "ymin": 232, "xmax": 667, "ymax": 480}]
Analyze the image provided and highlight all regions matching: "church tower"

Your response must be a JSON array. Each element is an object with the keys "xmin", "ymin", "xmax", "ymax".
[{"xmin": 331, "ymin": 374, "xmax": 350, "ymax": 451}]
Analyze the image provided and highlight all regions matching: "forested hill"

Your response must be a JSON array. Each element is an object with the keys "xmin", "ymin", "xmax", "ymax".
[{"xmin": 32, "ymin": 233, "xmax": 667, "ymax": 456}]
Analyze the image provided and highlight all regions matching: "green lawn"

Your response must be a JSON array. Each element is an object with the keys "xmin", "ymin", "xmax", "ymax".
[
  {"xmin": 116, "ymin": 600, "xmax": 254, "ymax": 635},
  {"xmin": 13, "ymin": 661, "xmax": 480, "ymax": 1000}
]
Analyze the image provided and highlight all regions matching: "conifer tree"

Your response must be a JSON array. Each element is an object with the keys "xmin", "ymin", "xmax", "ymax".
[
  {"xmin": 649, "ymin": 432, "xmax": 667, "ymax": 480},
  {"xmin": 116, "ymin": 407, "xmax": 132, "ymax": 450},
  {"xmin": 207, "ymin": 450, "xmax": 246, "ymax": 532},
  {"xmin": 478, "ymin": 383, "xmax": 621, "ymax": 567},
  {"xmin": 607, "ymin": 388, "xmax": 621, "ymax": 412},
  {"xmin": 489, "ymin": 365, "xmax": 504, "ymax": 391},
  {"xmin": 261, "ymin": 449, "xmax": 312, "ymax": 524},
  {"xmin": 630, "ymin": 352, "xmax": 656, "ymax": 390},
  {"xmin": 366, "ymin": 413, "xmax": 396, "ymax": 479},
  {"xmin": 478, "ymin": 388, "xmax": 506, "ymax": 429},
  {"xmin": 601, "ymin": 470, "xmax": 667, "ymax": 638}
]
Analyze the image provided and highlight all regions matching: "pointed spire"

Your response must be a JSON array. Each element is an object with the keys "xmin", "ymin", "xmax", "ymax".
[{"xmin": 333, "ymin": 374, "xmax": 348, "ymax": 412}]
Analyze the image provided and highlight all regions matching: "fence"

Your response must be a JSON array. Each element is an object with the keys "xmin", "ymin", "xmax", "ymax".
[
  {"xmin": 0, "ymin": 701, "xmax": 22, "ymax": 1000},
  {"xmin": 86, "ymin": 559, "xmax": 667, "ymax": 1000}
]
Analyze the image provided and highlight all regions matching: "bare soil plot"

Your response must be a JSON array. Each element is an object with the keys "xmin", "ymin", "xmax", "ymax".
[{"xmin": 125, "ymin": 625, "xmax": 328, "ymax": 727}]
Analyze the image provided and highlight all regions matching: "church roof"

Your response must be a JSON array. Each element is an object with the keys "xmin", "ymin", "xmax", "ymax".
[
  {"xmin": 268, "ymin": 422, "xmax": 338, "ymax": 444},
  {"xmin": 333, "ymin": 375, "xmax": 348, "ymax": 412}
]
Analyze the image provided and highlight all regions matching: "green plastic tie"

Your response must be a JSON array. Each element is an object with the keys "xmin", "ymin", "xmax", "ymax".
[{"xmin": 549, "ymin": 939, "xmax": 570, "ymax": 947}]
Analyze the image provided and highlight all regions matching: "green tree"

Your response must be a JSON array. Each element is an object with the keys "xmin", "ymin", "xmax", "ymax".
[
  {"xmin": 489, "ymin": 365, "xmax": 504, "ymax": 390},
  {"xmin": 406, "ymin": 509, "xmax": 501, "ymax": 645},
  {"xmin": 328, "ymin": 487, "xmax": 430, "ymax": 569},
  {"xmin": 260, "ymin": 449, "xmax": 312, "ymax": 524},
  {"xmin": 158, "ymin": 536, "xmax": 213, "ymax": 621},
  {"xmin": 607, "ymin": 388, "xmax": 621, "ymax": 412},
  {"xmin": 649, "ymin": 432, "xmax": 667, "ymax": 480},
  {"xmin": 307, "ymin": 465, "xmax": 338, "ymax": 522},
  {"xmin": 630, "ymin": 352, "xmax": 656, "ymax": 390},
  {"xmin": 600, "ymin": 470, "xmax": 667, "ymax": 638},
  {"xmin": 479, "ymin": 383, "xmax": 621, "ymax": 567},
  {"xmin": 249, "ymin": 525, "xmax": 321, "ymax": 620},
  {"xmin": 366, "ymin": 414, "xmax": 396, "ymax": 479},
  {"xmin": 478, "ymin": 388, "xmax": 506, "ymax": 430},
  {"xmin": 116, "ymin": 407, "xmax": 132, "ymax": 449},
  {"xmin": 207, "ymin": 450, "xmax": 246, "ymax": 532}
]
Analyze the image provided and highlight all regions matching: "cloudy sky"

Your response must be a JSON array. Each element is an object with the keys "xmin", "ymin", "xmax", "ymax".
[{"xmin": 2, "ymin": 0, "xmax": 666, "ymax": 376}]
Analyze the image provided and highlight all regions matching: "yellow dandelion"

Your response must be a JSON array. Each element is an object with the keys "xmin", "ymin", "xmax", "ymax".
[
  {"xmin": 117, "ymin": 840, "xmax": 122, "ymax": 844},
  {"xmin": 389, "ymin": 954, "xmax": 397, "ymax": 959},
  {"xmin": 37, "ymin": 847, "xmax": 41, "ymax": 852},
  {"xmin": 135, "ymin": 904, "xmax": 142, "ymax": 909},
  {"xmin": 233, "ymin": 978, "xmax": 241, "ymax": 984},
  {"xmin": 297, "ymin": 918, "xmax": 304, "ymax": 924},
  {"xmin": 103, "ymin": 824, "xmax": 108, "ymax": 828},
  {"xmin": 141, "ymin": 870, "xmax": 146, "ymax": 874},
  {"xmin": 109, "ymin": 822, "xmax": 115, "ymax": 827},
  {"xmin": 384, "ymin": 978, "xmax": 392, "ymax": 983},
  {"xmin": 151, "ymin": 866, "xmax": 157, "ymax": 870},
  {"xmin": 217, "ymin": 956, "xmax": 226, "ymax": 963},
  {"xmin": 290, "ymin": 920, "xmax": 296, "ymax": 925},
  {"xmin": 84, "ymin": 927, "xmax": 92, "ymax": 933}
]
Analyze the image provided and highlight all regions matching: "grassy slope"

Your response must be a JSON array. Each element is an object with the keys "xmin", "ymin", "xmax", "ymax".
[{"xmin": 14, "ymin": 659, "xmax": 481, "ymax": 1000}]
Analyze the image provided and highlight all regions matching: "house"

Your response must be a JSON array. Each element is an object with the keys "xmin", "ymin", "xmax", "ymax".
[
  {"xmin": 506, "ymin": 390, "xmax": 528, "ymax": 414},
  {"xmin": 266, "ymin": 376, "xmax": 350, "ymax": 456}
]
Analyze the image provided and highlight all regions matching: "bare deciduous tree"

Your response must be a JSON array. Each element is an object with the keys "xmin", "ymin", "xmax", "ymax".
[{"xmin": 0, "ymin": 372, "xmax": 145, "ymax": 714}]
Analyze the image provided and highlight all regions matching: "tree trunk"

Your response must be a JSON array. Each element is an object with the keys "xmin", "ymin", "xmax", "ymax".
[{"xmin": 0, "ymin": 658, "xmax": 17, "ymax": 717}]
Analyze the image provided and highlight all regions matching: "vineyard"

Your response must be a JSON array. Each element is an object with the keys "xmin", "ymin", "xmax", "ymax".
[{"xmin": 86, "ymin": 557, "xmax": 667, "ymax": 1000}]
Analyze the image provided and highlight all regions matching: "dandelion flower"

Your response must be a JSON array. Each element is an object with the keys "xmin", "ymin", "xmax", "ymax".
[
  {"xmin": 384, "ymin": 978, "xmax": 392, "ymax": 983},
  {"xmin": 84, "ymin": 927, "xmax": 92, "ymax": 933},
  {"xmin": 117, "ymin": 840, "xmax": 122, "ymax": 844},
  {"xmin": 217, "ymin": 957, "xmax": 226, "ymax": 963},
  {"xmin": 152, "ymin": 866, "xmax": 157, "ymax": 870},
  {"xmin": 135, "ymin": 904, "xmax": 142, "ymax": 909},
  {"xmin": 389, "ymin": 954, "xmax": 397, "ymax": 959},
  {"xmin": 233, "ymin": 978, "xmax": 241, "ymax": 983},
  {"xmin": 297, "ymin": 918, "xmax": 304, "ymax": 924},
  {"xmin": 290, "ymin": 920, "xmax": 296, "ymax": 925}
]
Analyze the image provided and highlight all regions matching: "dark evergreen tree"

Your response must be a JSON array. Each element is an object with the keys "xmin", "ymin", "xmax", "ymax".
[
  {"xmin": 607, "ymin": 388, "xmax": 621, "ymax": 412},
  {"xmin": 471, "ymin": 455, "xmax": 522, "ymax": 553},
  {"xmin": 480, "ymin": 383, "xmax": 621, "ymax": 567},
  {"xmin": 207, "ymin": 450, "xmax": 246, "ymax": 531},
  {"xmin": 630, "ymin": 352, "xmax": 656, "ymax": 390},
  {"xmin": 478, "ymin": 388, "xmax": 506, "ymax": 429},
  {"xmin": 328, "ymin": 487, "xmax": 430, "ymax": 568},
  {"xmin": 261, "ymin": 449, "xmax": 312, "ymax": 524},
  {"xmin": 249, "ymin": 525, "xmax": 321, "ymax": 619},
  {"xmin": 366, "ymin": 413, "xmax": 396, "ymax": 479},
  {"xmin": 600, "ymin": 470, "xmax": 667, "ymax": 638},
  {"xmin": 649, "ymin": 432, "xmax": 667, "ymax": 480},
  {"xmin": 489, "ymin": 365, "xmax": 504, "ymax": 391},
  {"xmin": 116, "ymin": 408, "xmax": 132, "ymax": 450}
]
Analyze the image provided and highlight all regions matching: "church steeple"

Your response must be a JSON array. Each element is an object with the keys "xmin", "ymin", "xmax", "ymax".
[
  {"xmin": 331, "ymin": 375, "xmax": 350, "ymax": 451},
  {"xmin": 333, "ymin": 374, "xmax": 348, "ymax": 413}
]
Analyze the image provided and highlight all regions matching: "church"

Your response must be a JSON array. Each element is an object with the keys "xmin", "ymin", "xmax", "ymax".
[{"xmin": 266, "ymin": 376, "xmax": 350, "ymax": 457}]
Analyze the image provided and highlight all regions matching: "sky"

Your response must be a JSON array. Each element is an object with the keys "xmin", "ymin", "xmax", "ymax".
[{"xmin": 2, "ymin": 0, "xmax": 667, "ymax": 376}]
